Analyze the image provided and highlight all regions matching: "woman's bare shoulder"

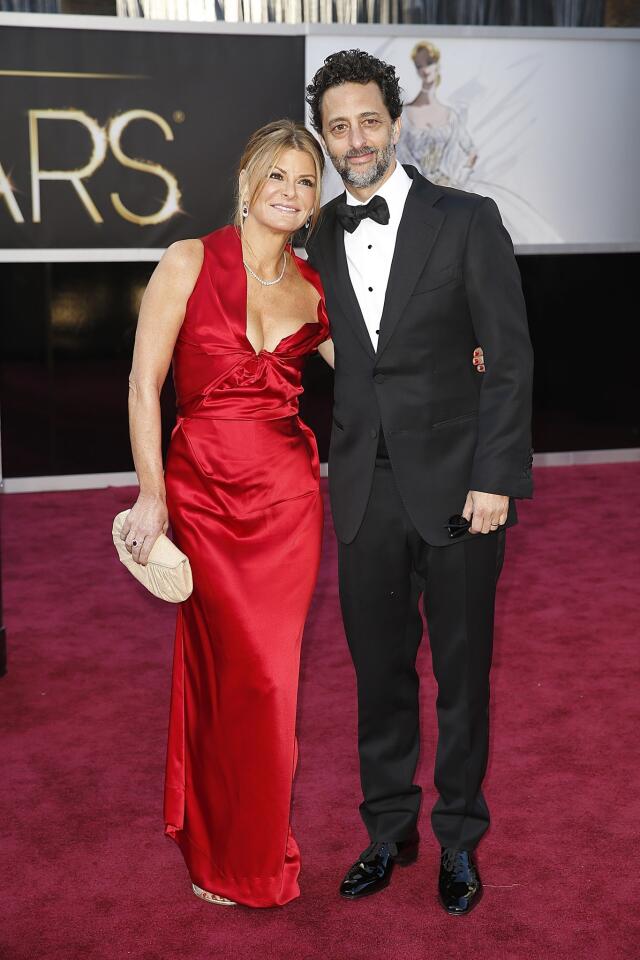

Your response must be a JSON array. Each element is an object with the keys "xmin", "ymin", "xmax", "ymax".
[
  {"xmin": 149, "ymin": 239, "xmax": 205, "ymax": 296},
  {"xmin": 161, "ymin": 238, "xmax": 204, "ymax": 272}
]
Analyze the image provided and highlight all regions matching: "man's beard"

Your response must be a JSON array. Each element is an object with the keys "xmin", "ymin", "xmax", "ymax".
[{"xmin": 329, "ymin": 138, "xmax": 396, "ymax": 189}]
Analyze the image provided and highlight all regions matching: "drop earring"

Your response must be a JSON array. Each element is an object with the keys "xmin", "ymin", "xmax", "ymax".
[
  {"xmin": 305, "ymin": 212, "xmax": 313, "ymax": 229},
  {"xmin": 242, "ymin": 201, "xmax": 248, "ymax": 219}
]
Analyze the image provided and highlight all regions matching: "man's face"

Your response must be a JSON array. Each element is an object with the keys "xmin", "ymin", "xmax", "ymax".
[{"xmin": 320, "ymin": 81, "xmax": 401, "ymax": 190}]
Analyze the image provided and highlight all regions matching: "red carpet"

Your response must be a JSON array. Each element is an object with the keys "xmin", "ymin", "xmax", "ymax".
[{"xmin": 2, "ymin": 465, "xmax": 639, "ymax": 960}]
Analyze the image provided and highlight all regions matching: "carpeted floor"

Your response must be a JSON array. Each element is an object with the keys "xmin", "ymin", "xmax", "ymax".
[{"xmin": 1, "ymin": 464, "xmax": 639, "ymax": 960}]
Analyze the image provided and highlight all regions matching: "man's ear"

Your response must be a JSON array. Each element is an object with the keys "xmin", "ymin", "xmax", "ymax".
[{"xmin": 392, "ymin": 116, "xmax": 402, "ymax": 145}]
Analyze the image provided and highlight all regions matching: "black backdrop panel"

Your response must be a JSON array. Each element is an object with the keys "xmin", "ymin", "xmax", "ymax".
[
  {"xmin": 1, "ymin": 254, "xmax": 638, "ymax": 478},
  {"xmin": 0, "ymin": 258, "xmax": 332, "ymax": 476},
  {"xmin": 0, "ymin": 27, "xmax": 305, "ymax": 248}
]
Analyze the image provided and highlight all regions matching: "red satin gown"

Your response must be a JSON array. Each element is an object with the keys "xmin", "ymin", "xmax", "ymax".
[{"xmin": 163, "ymin": 226, "xmax": 328, "ymax": 908}]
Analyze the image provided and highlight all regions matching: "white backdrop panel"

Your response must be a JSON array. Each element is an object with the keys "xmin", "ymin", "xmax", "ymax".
[{"xmin": 306, "ymin": 34, "xmax": 640, "ymax": 247}]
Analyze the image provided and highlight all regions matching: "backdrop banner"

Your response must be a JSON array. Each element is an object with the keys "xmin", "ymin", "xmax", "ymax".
[
  {"xmin": 306, "ymin": 33, "xmax": 640, "ymax": 248},
  {"xmin": 0, "ymin": 26, "xmax": 305, "ymax": 249}
]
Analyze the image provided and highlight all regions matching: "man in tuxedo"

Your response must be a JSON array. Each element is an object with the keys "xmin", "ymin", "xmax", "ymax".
[{"xmin": 305, "ymin": 50, "xmax": 533, "ymax": 914}]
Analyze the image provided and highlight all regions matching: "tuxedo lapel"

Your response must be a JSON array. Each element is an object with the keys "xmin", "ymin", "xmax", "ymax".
[
  {"xmin": 320, "ymin": 200, "xmax": 376, "ymax": 360},
  {"xmin": 376, "ymin": 173, "xmax": 445, "ymax": 359}
]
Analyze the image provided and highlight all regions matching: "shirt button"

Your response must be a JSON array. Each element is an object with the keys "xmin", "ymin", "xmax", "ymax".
[
  {"xmin": 374, "ymin": 373, "xmax": 385, "ymax": 384},
  {"xmin": 368, "ymin": 286, "xmax": 373, "ymax": 292},
  {"xmin": 368, "ymin": 245, "xmax": 373, "ymax": 250},
  {"xmin": 375, "ymin": 329, "xmax": 379, "ymax": 335},
  {"xmin": 370, "ymin": 428, "xmax": 378, "ymax": 439}
]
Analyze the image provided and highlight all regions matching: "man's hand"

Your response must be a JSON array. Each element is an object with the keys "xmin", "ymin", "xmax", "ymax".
[{"xmin": 462, "ymin": 490, "xmax": 509, "ymax": 535}]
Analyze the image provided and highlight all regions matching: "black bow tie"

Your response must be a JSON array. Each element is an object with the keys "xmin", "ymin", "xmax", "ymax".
[{"xmin": 335, "ymin": 194, "xmax": 390, "ymax": 234}]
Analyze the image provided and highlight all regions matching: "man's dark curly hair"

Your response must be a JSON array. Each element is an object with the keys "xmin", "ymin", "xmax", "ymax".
[{"xmin": 306, "ymin": 49, "xmax": 403, "ymax": 134}]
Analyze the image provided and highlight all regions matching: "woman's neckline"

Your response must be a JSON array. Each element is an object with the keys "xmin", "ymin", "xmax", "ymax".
[{"xmin": 241, "ymin": 236, "xmax": 322, "ymax": 357}]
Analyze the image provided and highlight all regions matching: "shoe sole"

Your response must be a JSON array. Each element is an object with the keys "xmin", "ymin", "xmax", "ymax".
[{"xmin": 192, "ymin": 883, "xmax": 236, "ymax": 906}]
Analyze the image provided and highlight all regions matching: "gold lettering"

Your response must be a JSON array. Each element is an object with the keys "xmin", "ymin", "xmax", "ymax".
[
  {"xmin": 29, "ymin": 109, "xmax": 107, "ymax": 224},
  {"xmin": 108, "ymin": 110, "xmax": 181, "ymax": 226},
  {"xmin": 0, "ymin": 163, "xmax": 25, "ymax": 222}
]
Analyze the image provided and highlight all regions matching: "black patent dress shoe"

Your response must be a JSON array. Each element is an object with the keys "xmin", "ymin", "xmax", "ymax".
[
  {"xmin": 340, "ymin": 833, "xmax": 420, "ymax": 900},
  {"xmin": 438, "ymin": 847, "xmax": 483, "ymax": 916}
]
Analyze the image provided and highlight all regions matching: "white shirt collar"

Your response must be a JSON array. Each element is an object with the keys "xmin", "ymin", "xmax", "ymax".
[{"xmin": 344, "ymin": 160, "xmax": 412, "ymax": 225}]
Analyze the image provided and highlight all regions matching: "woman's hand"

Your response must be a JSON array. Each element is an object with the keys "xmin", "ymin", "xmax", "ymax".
[
  {"xmin": 322, "ymin": 341, "xmax": 483, "ymax": 372},
  {"xmin": 472, "ymin": 346, "xmax": 485, "ymax": 372},
  {"xmin": 120, "ymin": 493, "xmax": 169, "ymax": 566}
]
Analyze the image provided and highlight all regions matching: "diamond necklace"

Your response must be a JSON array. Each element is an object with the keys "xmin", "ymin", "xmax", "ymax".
[{"xmin": 243, "ymin": 252, "xmax": 287, "ymax": 286}]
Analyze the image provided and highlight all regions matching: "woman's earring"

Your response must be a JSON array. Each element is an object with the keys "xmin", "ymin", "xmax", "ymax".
[
  {"xmin": 305, "ymin": 212, "xmax": 313, "ymax": 230},
  {"xmin": 242, "ymin": 201, "xmax": 248, "ymax": 219}
]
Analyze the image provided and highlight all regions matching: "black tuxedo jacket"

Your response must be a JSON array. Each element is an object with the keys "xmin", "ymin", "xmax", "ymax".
[{"xmin": 307, "ymin": 165, "xmax": 534, "ymax": 546}]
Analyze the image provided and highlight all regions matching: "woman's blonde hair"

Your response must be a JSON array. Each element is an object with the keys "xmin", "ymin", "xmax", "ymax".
[
  {"xmin": 235, "ymin": 119, "xmax": 324, "ymax": 236},
  {"xmin": 411, "ymin": 41, "xmax": 442, "ymax": 86}
]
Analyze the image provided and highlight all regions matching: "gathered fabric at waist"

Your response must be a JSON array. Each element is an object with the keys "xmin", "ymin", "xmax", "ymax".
[
  {"xmin": 178, "ymin": 410, "xmax": 299, "ymax": 422},
  {"xmin": 175, "ymin": 413, "xmax": 302, "ymax": 437},
  {"xmin": 174, "ymin": 347, "xmax": 305, "ymax": 422},
  {"xmin": 176, "ymin": 395, "xmax": 302, "ymax": 420},
  {"xmin": 166, "ymin": 414, "xmax": 320, "ymax": 518}
]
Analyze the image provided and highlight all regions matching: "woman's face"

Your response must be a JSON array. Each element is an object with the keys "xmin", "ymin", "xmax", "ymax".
[
  {"xmin": 414, "ymin": 51, "xmax": 439, "ymax": 87},
  {"xmin": 245, "ymin": 148, "xmax": 317, "ymax": 235}
]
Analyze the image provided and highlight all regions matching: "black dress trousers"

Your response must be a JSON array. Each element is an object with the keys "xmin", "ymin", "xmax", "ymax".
[{"xmin": 338, "ymin": 460, "xmax": 506, "ymax": 851}]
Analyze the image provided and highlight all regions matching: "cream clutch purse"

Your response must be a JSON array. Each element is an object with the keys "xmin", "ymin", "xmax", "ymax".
[{"xmin": 112, "ymin": 510, "xmax": 193, "ymax": 603}]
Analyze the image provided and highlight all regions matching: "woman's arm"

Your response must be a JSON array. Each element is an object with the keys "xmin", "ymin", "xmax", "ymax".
[
  {"xmin": 317, "ymin": 339, "xmax": 483, "ymax": 373},
  {"xmin": 123, "ymin": 239, "xmax": 204, "ymax": 565},
  {"xmin": 317, "ymin": 338, "xmax": 334, "ymax": 369}
]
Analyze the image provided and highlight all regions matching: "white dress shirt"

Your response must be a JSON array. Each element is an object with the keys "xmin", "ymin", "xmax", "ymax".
[{"xmin": 343, "ymin": 162, "xmax": 412, "ymax": 351}]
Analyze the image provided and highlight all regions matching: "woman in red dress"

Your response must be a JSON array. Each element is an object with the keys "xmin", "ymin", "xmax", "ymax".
[{"xmin": 123, "ymin": 121, "xmax": 333, "ymax": 908}]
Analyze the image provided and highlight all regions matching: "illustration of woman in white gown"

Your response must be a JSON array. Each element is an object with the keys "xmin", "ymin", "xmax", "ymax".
[
  {"xmin": 397, "ymin": 40, "xmax": 561, "ymax": 245},
  {"xmin": 397, "ymin": 41, "xmax": 478, "ymax": 189}
]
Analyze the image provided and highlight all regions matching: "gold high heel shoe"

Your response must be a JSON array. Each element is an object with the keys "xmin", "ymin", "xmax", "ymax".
[{"xmin": 192, "ymin": 882, "xmax": 236, "ymax": 906}]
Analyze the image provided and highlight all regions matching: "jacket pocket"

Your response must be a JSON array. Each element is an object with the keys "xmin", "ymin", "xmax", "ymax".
[
  {"xmin": 412, "ymin": 262, "xmax": 462, "ymax": 296},
  {"xmin": 431, "ymin": 412, "xmax": 478, "ymax": 430}
]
